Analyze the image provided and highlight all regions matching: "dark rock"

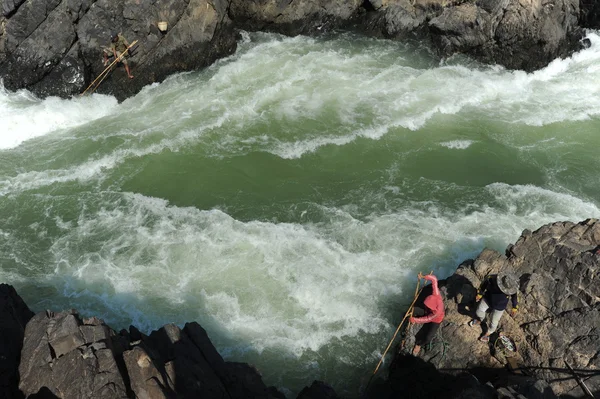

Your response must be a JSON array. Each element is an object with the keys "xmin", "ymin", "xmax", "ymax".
[
  {"xmin": 18, "ymin": 310, "xmax": 129, "ymax": 399},
  {"xmin": 2, "ymin": 0, "xmax": 26, "ymax": 18},
  {"xmin": 0, "ymin": 0, "xmax": 591, "ymax": 100},
  {"xmin": 229, "ymin": 0, "xmax": 363, "ymax": 35},
  {"xmin": 297, "ymin": 381, "xmax": 339, "ymax": 399},
  {"xmin": 580, "ymin": 0, "xmax": 600, "ymax": 29},
  {"xmin": 0, "ymin": 284, "xmax": 34, "ymax": 399},
  {"xmin": 0, "ymin": 0, "xmax": 238, "ymax": 101},
  {"xmin": 14, "ymin": 307, "xmax": 287, "ymax": 399}
]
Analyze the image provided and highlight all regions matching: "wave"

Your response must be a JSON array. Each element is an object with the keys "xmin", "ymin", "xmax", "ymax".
[{"xmin": 2, "ymin": 31, "xmax": 600, "ymax": 158}]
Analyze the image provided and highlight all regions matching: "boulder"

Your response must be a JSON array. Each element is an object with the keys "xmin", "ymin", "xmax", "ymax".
[
  {"xmin": 0, "ymin": 284, "xmax": 34, "ymax": 399},
  {"xmin": 228, "ymin": 0, "xmax": 363, "ymax": 35},
  {"xmin": 16, "ymin": 308, "xmax": 287, "ymax": 399},
  {"xmin": 18, "ymin": 310, "xmax": 129, "ymax": 398},
  {"xmin": 0, "ymin": 0, "xmax": 237, "ymax": 101}
]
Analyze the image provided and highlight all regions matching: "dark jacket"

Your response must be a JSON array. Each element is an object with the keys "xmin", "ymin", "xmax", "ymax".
[{"xmin": 478, "ymin": 275, "xmax": 518, "ymax": 311}]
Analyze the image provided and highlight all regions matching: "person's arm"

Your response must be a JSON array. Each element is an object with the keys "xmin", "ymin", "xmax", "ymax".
[
  {"xmin": 476, "ymin": 276, "xmax": 490, "ymax": 301},
  {"xmin": 410, "ymin": 306, "xmax": 442, "ymax": 324},
  {"xmin": 111, "ymin": 43, "xmax": 118, "ymax": 59},
  {"xmin": 121, "ymin": 36, "xmax": 130, "ymax": 53},
  {"xmin": 423, "ymin": 274, "xmax": 439, "ymax": 296}
]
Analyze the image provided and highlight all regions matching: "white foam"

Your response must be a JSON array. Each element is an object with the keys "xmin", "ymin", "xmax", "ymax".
[
  {"xmin": 440, "ymin": 140, "xmax": 474, "ymax": 149},
  {"xmin": 35, "ymin": 183, "xmax": 597, "ymax": 350},
  {"xmin": 197, "ymin": 30, "xmax": 600, "ymax": 158},
  {"xmin": 0, "ymin": 84, "xmax": 118, "ymax": 150},
  {"xmin": 4, "ymin": 31, "xmax": 600, "ymax": 160}
]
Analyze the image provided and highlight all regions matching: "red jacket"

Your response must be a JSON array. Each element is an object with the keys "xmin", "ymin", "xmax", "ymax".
[{"xmin": 410, "ymin": 274, "xmax": 445, "ymax": 324}]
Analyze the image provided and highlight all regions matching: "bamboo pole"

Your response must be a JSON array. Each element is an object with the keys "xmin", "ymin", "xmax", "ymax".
[
  {"xmin": 81, "ymin": 40, "xmax": 138, "ymax": 96},
  {"xmin": 372, "ymin": 277, "xmax": 421, "ymax": 376}
]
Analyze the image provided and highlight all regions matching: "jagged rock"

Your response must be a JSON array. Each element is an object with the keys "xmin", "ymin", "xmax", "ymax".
[
  {"xmin": 15, "ymin": 308, "xmax": 287, "ymax": 399},
  {"xmin": 19, "ymin": 310, "xmax": 129, "ymax": 398},
  {"xmin": 0, "ymin": 0, "xmax": 237, "ymax": 100},
  {"xmin": 580, "ymin": 0, "xmax": 600, "ymax": 29},
  {"xmin": 0, "ymin": 0, "xmax": 594, "ymax": 100},
  {"xmin": 228, "ymin": 0, "xmax": 363, "ymax": 35},
  {"xmin": 0, "ymin": 284, "xmax": 34, "ymax": 399},
  {"xmin": 398, "ymin": 218, "xmax": 600, "ymax": 398},
  {"xmin": 296, "ymin": 381, "xmax": 340, "ymax": 399}
]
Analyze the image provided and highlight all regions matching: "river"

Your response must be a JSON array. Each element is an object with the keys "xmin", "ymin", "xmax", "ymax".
[{"xmin": 1, "ymin": 31, "xmax": 599, "ymax": 397}]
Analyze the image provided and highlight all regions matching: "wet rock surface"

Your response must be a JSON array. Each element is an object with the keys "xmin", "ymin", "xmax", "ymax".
[{"xmin": 0, "ymin": 0, "xmax": 598, "ymax": 100}]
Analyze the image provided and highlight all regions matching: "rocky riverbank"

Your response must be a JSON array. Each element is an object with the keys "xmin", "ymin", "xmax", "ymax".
[
  {"xmin": 1, "ymin": 219, "xmax": 598, "ymax": 398},
  {"xmin": 0, "ymin": 0, "xmax": 597, "ymax": 100},
  {"xmin": 382, "ymin": 218, "xmax": 600, "ymax": 399},
  {"xmin": 0, "ymin": 283, "xmax": 341, "ymax": 399}
]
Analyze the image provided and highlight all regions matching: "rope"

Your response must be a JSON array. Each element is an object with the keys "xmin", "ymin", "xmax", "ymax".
[{"xmin": 425, "ymin": 328, "xmax": 449, "ymax": 367}]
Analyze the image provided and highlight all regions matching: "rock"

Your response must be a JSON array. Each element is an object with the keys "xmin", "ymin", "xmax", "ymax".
[
  {"xmin": 13, "ymin": 306, "xmax": 288, "ymax": 399},
  {"xmin": 0, "ymin": 0, "xmax": 237, "ymax": 101},
  {"xmin": 297, "ymin": 381, "xmax": 340, "ymax": 399},
  {"xmin": 580, "ymin": 0, "xmax": 600, "ymax": 29},
  {"xmin": 0, "ymin": 0, "xmax": 591, "ymax": 100},
  {"xmin": 426, "ymin": 0, "xmax": 582, "ymax": 71},
  {"xmin": 18, "ymin": 310, "xmax": 129, "ymax": 398},
  {"xmin": 397, "ymin": 218, "xmax": 600, "ymax": 397},
  {"xmin": 0, "ymin": 284, "xmax": 34, "ymax": 399},
  {"xmin": 229, "ymin": 0, "xmax": 363, "ymax": 35}
]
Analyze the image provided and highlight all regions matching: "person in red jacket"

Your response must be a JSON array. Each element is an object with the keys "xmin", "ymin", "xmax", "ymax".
[{"xmin": 409, "ymin": 272, "xmax": 445, "ymax": 356}]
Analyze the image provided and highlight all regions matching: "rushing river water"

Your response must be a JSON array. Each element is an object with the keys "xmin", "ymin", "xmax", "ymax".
[{"xmin": 1, "ymin": 30, "xmax": 600, "ymax": 397}]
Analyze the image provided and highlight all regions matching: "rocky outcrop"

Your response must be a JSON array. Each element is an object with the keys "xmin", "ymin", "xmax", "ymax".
[
  {"xmin": 396, "ymin": 218, "xmax": 600, "ymax": 398},
  {"xmin": 15, "ymin": 309, "xmax": 286, "ymax": 398},
  {"xmin": 580, "ymin": 0, "xmax": 600, "ymax": 29},
  {"xmin": 228, "ymin": 0, "xmax": 363, "ymax": 35},
  {"xmin": 0, "ymin": 0, "xmax": 237, "ymax": 101},
  {"xmin": 0, "ymin": 0, "xmax": 591, "ymax": 100},
  {"xmin": 359, "ymin": 0, "xmax": 583, "ymax": 72},
  {"xmin": 0, "ymin": 284, "xmax": 34, "ymax": 399}
]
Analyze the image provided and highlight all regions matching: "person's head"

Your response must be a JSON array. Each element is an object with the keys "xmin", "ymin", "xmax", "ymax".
[
  {"xmin": 423, "ymin": 295, "xmax": 440, "ymax": 312},
  {"xmin": 111, "ymin": 32, "xmax": 119, "ymax": 42},
  {"xmin": 497, "ymin": 271, "xmax": 519, "ymax": 295}
]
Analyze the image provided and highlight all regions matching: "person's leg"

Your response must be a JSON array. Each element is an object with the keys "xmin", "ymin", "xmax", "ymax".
[
  {"xmin": 480, "ymin": 309, "xmax": 504, "ymax": 342},
  {"xmin": 487, "ymin": 309, "xmax": 504, "ymax": 334},
  {"xmin": 125, "ymin": 63, "xmax": 134, "ymax": 79},
  {"xmin": 413, "ymin": 322, "xmax": 440, "ymax": 355},
  {"xmin": 475, "ymin": 299, "xmax": 489, "ymax": 320},
  {"xmin": 411, "ymin": 307, "xmax": 425, "ymax": 355},
  {"xmin": 120, "ymin": 55, "xmax": 134, "ymax": 78},
  {"xmin": 470, "ymin": 299, "xmax": 489, "ymax": 326}
]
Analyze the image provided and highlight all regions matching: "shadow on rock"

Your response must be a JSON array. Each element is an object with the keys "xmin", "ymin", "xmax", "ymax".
[{"xmin": 28, "ymin": 387, "xmax": 59, "ymax": 399}]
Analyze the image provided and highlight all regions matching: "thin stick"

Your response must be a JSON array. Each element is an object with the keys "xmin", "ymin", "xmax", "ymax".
[
  {"xmin": 565, "ymin": 360, "xmax": 596, "ymax": 398},
  {"xmin": 81, "ymin": 40, "xmax": 138, "ymax": 96}
]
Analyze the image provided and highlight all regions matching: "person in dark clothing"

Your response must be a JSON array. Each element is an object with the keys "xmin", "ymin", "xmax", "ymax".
[
  {"xmin": 409, "ymin": 273, "xmax": 445, "ymax": 355},
  {"xmin": 469, "ymin": 271, "xmax": 519, "ymax": 342}
]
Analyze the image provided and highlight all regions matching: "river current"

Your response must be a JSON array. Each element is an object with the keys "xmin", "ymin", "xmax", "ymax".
[{"xmin": 1, "ymin": 31, "xmax": 600, "ymax": 397}]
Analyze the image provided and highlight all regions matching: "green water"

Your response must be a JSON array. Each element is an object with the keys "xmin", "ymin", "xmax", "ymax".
[{"xmin": 1, "ymin": 31, "xmax": 600, "ymax": 397}]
